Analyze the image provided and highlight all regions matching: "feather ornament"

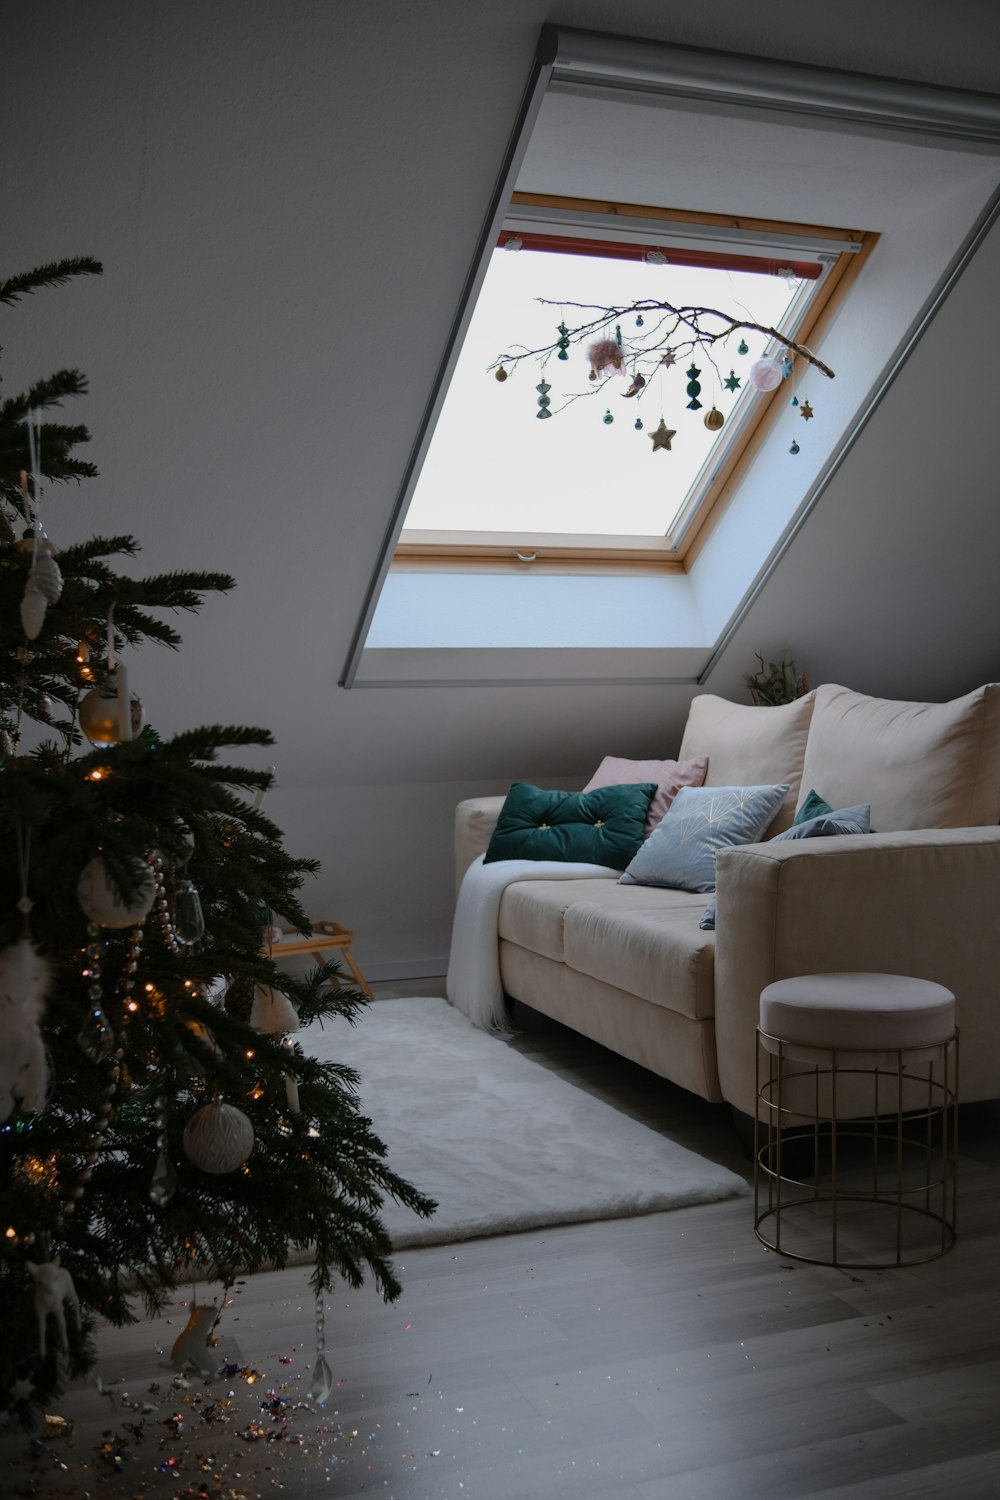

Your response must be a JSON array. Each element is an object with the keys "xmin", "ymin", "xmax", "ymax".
[
  {"xmin": 31, "ymin": 550, "xmax": 64, "ymax": 604},
  {"xmin": 250, "ymin": 985, "xmax": 300, "ymax": 1034},
  {"xmin": 20, "ymin": 584, "xmax": 47, "ymax": 640},
  {"xmin": 587, "ymin": 337, "xmax": 627, "ymax": 380},
  {"xmin": 0, "ymin": 938, "xmax": 51, "ymax": 1121}
]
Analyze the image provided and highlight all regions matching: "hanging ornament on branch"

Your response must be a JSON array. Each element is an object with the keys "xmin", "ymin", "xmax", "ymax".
[
  {"xmin": 0, "ymin": 827, "xmax": 50, "ymax": 1122},
  {"xmin": 183, "ymin": 1099, "xmax": 255, "ymax": 1175},
  {"xmin": 491, "ymin": 299, "xmax": 834, "ymax": 417},
  {"xmin": 78, "ymin": 604, "xmax": 143, "ymax": 746}
]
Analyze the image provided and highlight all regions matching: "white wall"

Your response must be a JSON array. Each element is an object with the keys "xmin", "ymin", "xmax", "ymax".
[{"xmin": 6, "ymin": 1, "xmax": 1000, "ymax": 976}]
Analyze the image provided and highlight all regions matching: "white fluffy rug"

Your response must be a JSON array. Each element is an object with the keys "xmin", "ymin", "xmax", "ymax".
[{"xmin": 300, "ymin": 996, "xmax": 749, "ymax": 1248}]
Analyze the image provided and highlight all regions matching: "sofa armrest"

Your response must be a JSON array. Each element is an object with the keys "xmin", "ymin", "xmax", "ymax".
[
  {"xmin": 713, "ymin": 826, "xmax": 1000, "ymax": 1118},
  {"xmin": 455, "ymin": 796, "xmax": 507, "ymax": 893}
]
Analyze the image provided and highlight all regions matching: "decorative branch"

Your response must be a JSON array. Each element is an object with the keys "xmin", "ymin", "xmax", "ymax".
[{"xmin": 491, "ymin": 296, "xmax": 835, "ymax": 384}]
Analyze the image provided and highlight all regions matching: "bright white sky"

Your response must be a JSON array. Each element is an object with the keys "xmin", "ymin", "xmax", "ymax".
[{"xmin": 404, "ymin": 248, "xmax": 802, "ymax": 537}]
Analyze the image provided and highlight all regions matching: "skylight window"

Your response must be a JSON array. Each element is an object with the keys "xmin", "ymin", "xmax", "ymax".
[{"xmin": 395, "ymin": 198, "xmax": 860, "ymax": 568}]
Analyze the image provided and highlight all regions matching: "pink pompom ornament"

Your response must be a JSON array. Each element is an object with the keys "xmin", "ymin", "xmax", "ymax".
[
  {"xmin": 748, "ymin": 357, "xmax": 783, "ymax": 392},
  {"xmin": 586, "ymin": 338, "xmax": 627, "ymax": 381}
]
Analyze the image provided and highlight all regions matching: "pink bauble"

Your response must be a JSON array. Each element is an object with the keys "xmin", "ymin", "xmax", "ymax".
[{"xmin": 748, "ymin": 358, "xmax": 783, "ymax": 392}]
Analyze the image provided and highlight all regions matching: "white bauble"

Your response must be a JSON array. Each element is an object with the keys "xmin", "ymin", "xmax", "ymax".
[
  {"xmin": 182, "ymin": 1101, "xmax": 254, "ymax": 1174},
  {"xmin": 77, "ymin": 856, "xmax": 155, "ymax": 928}
]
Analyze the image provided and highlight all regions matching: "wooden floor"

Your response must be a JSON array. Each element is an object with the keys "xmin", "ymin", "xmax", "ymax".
[{"xmin": 5, "ymin": 980, "xmax": 1000, "ymax": 1499}]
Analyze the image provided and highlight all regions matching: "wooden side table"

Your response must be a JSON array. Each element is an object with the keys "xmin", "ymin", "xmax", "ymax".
[{"xmin": 265, "ymin": 920, "xmax": 373, "ymax": 999}]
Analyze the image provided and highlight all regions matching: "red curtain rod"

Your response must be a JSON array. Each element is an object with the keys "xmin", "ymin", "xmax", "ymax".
[{"xmin": 496, "ymin": 230, "xmax": 823, "ymax": 280}]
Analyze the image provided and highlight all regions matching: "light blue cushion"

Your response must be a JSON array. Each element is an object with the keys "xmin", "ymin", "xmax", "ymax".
[
  {"xmin": 699, "ymin": 802, "xmax": 871, "ymax": 929},
  {"xmin": 619, "ymin": 783, "xmax": 790, "ymax": 894}
]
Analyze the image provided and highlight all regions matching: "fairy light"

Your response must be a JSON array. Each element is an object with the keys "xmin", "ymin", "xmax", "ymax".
[{"xmin": 4, "ymin": 1227, "xmax": 15, "ymax": 1240}]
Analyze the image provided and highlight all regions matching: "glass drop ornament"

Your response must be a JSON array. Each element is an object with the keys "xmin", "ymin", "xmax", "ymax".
[
  {"xmin": 789, "ymin": 439, "xmax": 801, "ymax": 454},
  {"xmin": 174, "ymin": 878, "xmax": 205, "ymax": 944},
  {"xmin": 78, "ymin": 681, "xmax": 144, "ymax": 747},
  {"xmin": 603, "ymin": 409, "xmax": 614, "ymax": 425},
  {"xmin": 149, "ymin": 1149, "xmax": 177, "ymax": 1208},
  {"xmin": 738, "ymin": 338, "xmax": 749, "ymax": 355},
  {"xmin": 307, "ymin": 1353, "xmax": 334, "ymax": 1404},
  {"xmin": 634, "ymin": 418, "xmax": 643, "ymax": 431},
  {"xmin": 77, "ymin": 1004, "xmax": 114, "ymax": 1063}
]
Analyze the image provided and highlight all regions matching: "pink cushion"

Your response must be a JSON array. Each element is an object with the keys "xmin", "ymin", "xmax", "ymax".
[{"xmin": 583, "ymin": 756, "xmax": 709, "ymax": 837}]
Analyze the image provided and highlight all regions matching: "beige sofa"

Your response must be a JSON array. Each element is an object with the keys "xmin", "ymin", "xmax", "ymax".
[{"xmin": 454, "ymin": 683, "xmax": 1000, "ymax": 1126}]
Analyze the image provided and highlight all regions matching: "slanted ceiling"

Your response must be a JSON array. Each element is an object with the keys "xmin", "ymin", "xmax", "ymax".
[{"xmin": 6, "ymin": 2, "xmax": 1000, "ymax": 977}]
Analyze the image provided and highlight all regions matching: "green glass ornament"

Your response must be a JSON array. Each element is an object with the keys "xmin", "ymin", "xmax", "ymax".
[
  {"xmin": 557, "ymin": 321, "xmax": 570, "ymax": 361},
  {"xmin": 685, "ymin": 365, "xmax": 703, "ymax": 411},
  {"xmin": 536, "ymin": 380, "xmax": 552, "ymax": 420},
  {"xmin": 738, "ymin": 339, "xmax": 749, "ymax": 355},
  {"xmin": 603, "ymin": 409, "xmax": 614, "ymax": 425},
  {"xmin": 634, "ymin": 418, "xmax": 643, "ymax": 430}
]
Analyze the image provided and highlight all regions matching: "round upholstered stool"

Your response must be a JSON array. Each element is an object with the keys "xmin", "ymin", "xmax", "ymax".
[{"xmin": 754, "ymin": 972, "xmax": 958, "ymax": 1269}]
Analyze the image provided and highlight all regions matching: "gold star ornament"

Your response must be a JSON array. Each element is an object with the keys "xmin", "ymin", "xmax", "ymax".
[
  {"xmin": 649, "ymin": 418, "xmax": 676, "ymax": 452},
  {"xmin": 799, "ymin": 400, "xmax": 814, "ymax": 420}
]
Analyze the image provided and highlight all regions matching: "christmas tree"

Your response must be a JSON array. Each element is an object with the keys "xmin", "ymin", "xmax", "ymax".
[{"xmin": 0, "ymin": 260, "xmax": 434, "ymax": 1427}]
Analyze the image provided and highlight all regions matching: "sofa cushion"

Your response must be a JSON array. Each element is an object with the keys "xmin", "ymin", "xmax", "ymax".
[
  {"xmin": 799, "ymin": 683, "xmax": 1000, "ymax": 830},
  {"xmin": 563, "ymin": 895, "xmax": 716, "ymax": 1020},
  {"xmin": 483, "ymin": 782, "xmax": 655, "ymax": 869},
  {"xmin": 497, "ymin": 876, "xmax": 619, "ymax": 962},
  {"xmin": 678, "ymin": 692, "xmax": 815, "ymax": 833},
  {"xmin": 583, "ymin": 755, "xmax": 709, "ymax": 836},
  {"xmin": 618, "ymin": 783, "xmax": 789, "ymax": 892}
]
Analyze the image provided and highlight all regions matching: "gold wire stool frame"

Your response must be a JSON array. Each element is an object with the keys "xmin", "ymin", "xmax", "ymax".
[{"xmin": 754, "ymin": 1026, "xmax": 958, "ymax": 1269}]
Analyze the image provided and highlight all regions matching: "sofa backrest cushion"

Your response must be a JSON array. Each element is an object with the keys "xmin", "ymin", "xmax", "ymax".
[
  {"xmin": 799, "ymin": 682, "xmax": 1000, "ymax": 830},
  {"xmin": 677, "ymin": 691, "xmax": 815, "ymax": 833}
]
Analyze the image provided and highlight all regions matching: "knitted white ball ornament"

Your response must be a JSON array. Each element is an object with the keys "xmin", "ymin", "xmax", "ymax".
[
  {"xmin": 77, "ymin": 856, "xmax": 156, "ymax": 928},
  {"xmin": 182, "ymin": 1101, "xmax": 255, "ymax": 1174}
]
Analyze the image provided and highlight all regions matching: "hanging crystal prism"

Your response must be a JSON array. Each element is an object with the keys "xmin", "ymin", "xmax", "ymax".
[
  {"xmin": 307, "ymin": 1288, "xmax": 333, "ymax": 1403},
  {"xmin": 174, "ymin": 878, "xmax": 205, "ymax": 944},
  {"xmin": 149, "ymin": 1148, "xmax": 178, "ymax": 1207},
  {"xmin": 77, "ymin": 1004, "xmax": 114, "ymax": 1063},
  {"xmin": 307, "ymin": 1353, "xmax": 334, "ymax": 1404}
]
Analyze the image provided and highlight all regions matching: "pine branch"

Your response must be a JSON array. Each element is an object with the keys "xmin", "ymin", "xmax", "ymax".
[{"xmin": 0, "ymin": 258, "xmax": 103, "ymax": 306}]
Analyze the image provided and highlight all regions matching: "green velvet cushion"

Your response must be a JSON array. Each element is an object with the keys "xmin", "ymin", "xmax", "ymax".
[
  {"xmin": 793, "ymin": 788, "xmax": 834, "ymax": 824},
  {"xmin": 483, "ymin": 781, "xmax": 656, "ymax": 869}
]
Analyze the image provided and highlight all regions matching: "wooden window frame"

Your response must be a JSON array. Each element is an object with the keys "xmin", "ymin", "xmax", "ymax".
[{"xmin": 393, "ymin": 192, "xmax": 875, "ymax": 574}]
